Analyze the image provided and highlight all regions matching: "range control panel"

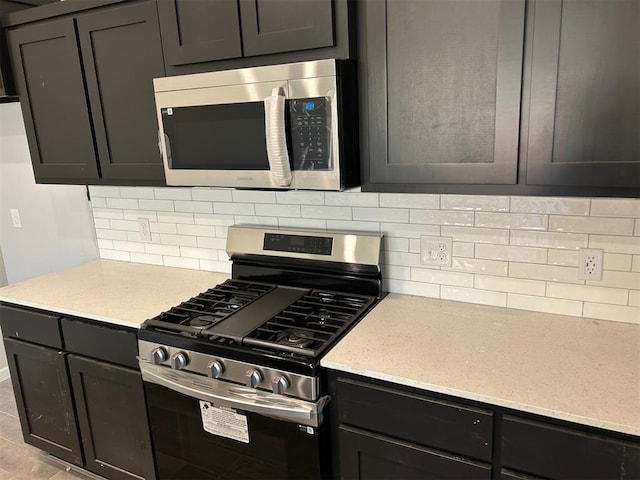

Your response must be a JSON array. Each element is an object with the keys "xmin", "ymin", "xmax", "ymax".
[
  {"xmin": 264, "ymin": 233, "xmax": 333, "ymax": 256},
  {"xmin": 288, "ymin": 98, "xmax": 331, "ymax": 171}
]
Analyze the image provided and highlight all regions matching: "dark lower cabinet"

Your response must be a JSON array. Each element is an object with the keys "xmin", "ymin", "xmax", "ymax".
[
  {"xmin": 0, "ymin": 303, "xmax": 156, "ymax": 480},
  {"xmin": 4, "ymin": 337, "xmax": 83, "ymax": 466},
  {"xmin": 338, "ymin": 425, "xmax": 491, "ymax": 480},
  {"xmin": 68, "ymin": 354, "xmax": 155, "ymax": 480}
]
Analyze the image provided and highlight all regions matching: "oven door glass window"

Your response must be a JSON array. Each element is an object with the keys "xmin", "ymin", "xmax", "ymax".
[
  {"xmin": 145, "ymin": 383, "xmax": 327, "ymax": 480},
  {"xmin": 161, "ymin": 102, "xmax": 270, "ymax": 170}
]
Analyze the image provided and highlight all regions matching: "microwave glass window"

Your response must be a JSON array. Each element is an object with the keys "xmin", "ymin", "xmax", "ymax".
[{"xmin": 162, "ymin": 103, "xmax": 270, "ymax": 170}]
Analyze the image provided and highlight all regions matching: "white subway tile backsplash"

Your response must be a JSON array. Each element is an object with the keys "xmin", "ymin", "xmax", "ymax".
[
  {"xmin": 509, "ymin": 263, "xmax": 582, "ymax": 284},
  {"xmin": 475, "ymin": 212, "xmax": 548, "ymax": 230},
  {"xmin": 191, "ymin": 188, "xmax": 233, "ymax": 202},
  {"xmin": 508, "ymin": 294, "xmax": 583, "ymax": 317},
  {"xmin": 547, "ymin": 282, "xmax": 628, "ymax": 305},
  {"xmin": 89, "ymin": 190, "xmax": 640, "ymax": 324},
  {"xmin": 380, "ymin": 193, "xmax": 439, "ymax": 209},
  {"xmin": 302, "ymin": 205, "xmax": 351, "ymax": 220},
  {"xmin": 276, "ymin": 191, "xmax": 325, "ymax": 205},
  {"xmin": 163, "ymin": 256, "xmax": 200, "ymax": 270},
  {"xmin": 410, "ymin": 209, "xmax": 474, "ymax": 226},
  {"xmin": 106, "ymin": 198, "xmax": 139, "ymax": 210},
  {"xmin": 583, "ymin": 303, "xmax": 640, "ymax": 324},
  {"xmin": 441, "ymin": 195, "xmax": 509, "ymax": 211},
  {"xmin": 411, "ymin": 268, "xmax": 474, "ymax": 287},
  {"xmin": 153, "ymin": 188, "xmax": 192, "ymax": 201},
  {"xmin": 442, "ymin": 226, "xmax": 509, "ymax": 244},
  {"xmin": 385, "ymin": 279, "xmax": 440, "ymax": 298},
  {"xmin": 130, "ymin": 252, "xmax": 163, "ymax": 266},
  {"xmin": 603, "ymin": 253, "xmax": 632, "ymax": 272},
  {"xmin": 176, "ymin": 200, "xmax": 214, "ymax": 214},
  {"xmin": 475, "ymin": 275, "xmax": 546, "ymax": 296},
  {"xmin": 447, "ymin": 257, "xmax": 508, "ymax": 276},
  {"xmin": 354, "ymin": 207, "xmax": 408, "ymax": 223},
  {"xmin": 138, "ymin": 199, "xmax": 175, "ymax": 212},
  {"xmin": 476, "ymin": 244, "xmax": 547, "ymax": 264},
  {"xmin": 510, "ymin": 231, "xmax": 587, "ymax": 249},
  {"xmin": 119, "ymin": 187, "xmax": 155, "ymax": 199},
  {"xmin": 549, "ymin": 215, "xmax": 635, "ymax": 235},
  {"xmin": 589, "ymin": 235, "xmax": 640, "ymax": 255},
  {"xmin": 591, "ymin": 198, "xmax": 640, "ymax": 218},
  {"xmin": 326, "ymin": 192, "xmax": 379, "ymax": 207},
  {"xmin": 232, "ymin": 190, "xmax": 277, "ymax": 204},
  {"xmin": 510, "ymin": 197, "xmax": 590, "ymax": 215},
  {"xmin": 255, "ymin": 203, "xmax": 301, "ymax": 217},
  {"xmin": 441, "ymin": 286, "xmax": 506, "ymax": 307}
]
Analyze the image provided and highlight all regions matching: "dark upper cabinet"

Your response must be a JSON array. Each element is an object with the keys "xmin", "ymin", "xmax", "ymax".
[
  {"xmin": 6, "ymin": 0, "xmax": 166, "ymax": 185},
  {"xmin": 239, "ymin": 0, "xmax": 334, "ymax": 57},
  {"xmin": 360, "ymin": 0, "xmax": 525, "ymax": 190},
  {"xmin": 7, "ymin": 18, "xmax": 100, "ymax": 182},
  {"xmin": 524, "ymin": 0, "xmax": 639, "ymax": 192},
  {"xmin": 76, "ymin": 1, "xmax": 166, "ymax": 183},
  {"xmin": 68, "ymin": 354, "xmax": 156, "ymax": 480},
  {"xmin": 4, "ymin": 337, "xmax": 83, "ymax": 466},
  {"xmin": 156, "ymin": 0, "xmax": 242, "ymax": 66}
]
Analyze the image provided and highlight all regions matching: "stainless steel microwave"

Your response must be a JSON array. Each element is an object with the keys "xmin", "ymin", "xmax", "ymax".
[{"xmin": 153, "ymin": 59, "xmax": 359, "ymax": 190}]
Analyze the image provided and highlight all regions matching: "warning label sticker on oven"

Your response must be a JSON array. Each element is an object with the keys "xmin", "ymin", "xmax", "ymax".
[{"xmin": 199, "ymin": 401, "xmax": 249, "ymax": 444}]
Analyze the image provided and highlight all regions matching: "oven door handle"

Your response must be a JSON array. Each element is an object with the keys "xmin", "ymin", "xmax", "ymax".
[{"xmin": 140, "ymin": 362, "xmax": 328, "ymax": 427}]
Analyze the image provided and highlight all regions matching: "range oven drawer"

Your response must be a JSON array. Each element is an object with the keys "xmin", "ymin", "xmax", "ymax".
[{"xmin": 144, "ymin": 381, "xmax": 329, "ymax": 479}]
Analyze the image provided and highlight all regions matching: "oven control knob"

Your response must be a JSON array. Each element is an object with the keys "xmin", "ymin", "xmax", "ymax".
[
  {"xmin": 150, "ymin": 347, "xmax": 168, "ymax": 365},
  {"xmin": 271, "ymin": 375, "xmax": 289, "ymax": 395},
  {"xmin": 245, "ymin": 369, "xmax": 263, "ymax": 388},
  {"xmin": 207, "ymin": 360, "xmax": 224, "ymax": 379},
  {"xmin": 170, "ymin": 351, "xmax": 189, "ymax": 370}
]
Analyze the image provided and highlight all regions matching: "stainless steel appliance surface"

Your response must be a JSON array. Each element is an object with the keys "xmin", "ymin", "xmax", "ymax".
[
  {"xmin": 137, "ymin": 225, "xmax": 383, "ymax": 479},
  {"xmin": 153, "ymin": 59, "xmax": 359, "ymax": 191}
]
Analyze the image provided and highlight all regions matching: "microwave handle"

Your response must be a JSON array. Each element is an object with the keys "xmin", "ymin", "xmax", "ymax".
[
  {"xmin": 158, "ymin": 129, "xmax": 172, "ymax": 167},
  {"xmin": 264, "ymin": 87, "xmax": 292, "ymax": 187}
]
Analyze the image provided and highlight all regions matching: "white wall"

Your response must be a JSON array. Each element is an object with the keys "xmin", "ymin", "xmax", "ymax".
[
  {"xmin": 0, "ymin": 102, "xmax": 99, "ymax": 380},
  {"xmin": 88, "ymin": 186, "xmax": 640, "ymax": 325}
]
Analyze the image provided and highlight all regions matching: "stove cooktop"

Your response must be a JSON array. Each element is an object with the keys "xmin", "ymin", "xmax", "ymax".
[{"xmin": 143, "ymin": 279, "xmax": 376, "ymax": 360}]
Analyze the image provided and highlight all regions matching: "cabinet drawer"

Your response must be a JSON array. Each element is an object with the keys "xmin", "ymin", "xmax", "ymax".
[
  {"xmin": 502, "ymin": 415, "xmax": 640, "ymax": 479},
  {"xmin": 0, "ymin": 304, "xmax": 62, "ymax": 348},
  {"xmin": 336, "ymin": 377, "xmax": 493, "ymax": 462},
  {"xmin": 61, "ymin": 318, "xmax": 138, "ymax": 369}
]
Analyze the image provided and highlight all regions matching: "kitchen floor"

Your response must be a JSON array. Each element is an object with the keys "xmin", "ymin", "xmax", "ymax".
[{"xmin": 0, "ymin": 378, "xmax": 100, "ymax": 480}]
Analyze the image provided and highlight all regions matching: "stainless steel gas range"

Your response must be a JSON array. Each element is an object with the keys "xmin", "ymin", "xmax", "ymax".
[{"xmin": 137, "ymin": 225, "xmax": 383, "ymax": 479}]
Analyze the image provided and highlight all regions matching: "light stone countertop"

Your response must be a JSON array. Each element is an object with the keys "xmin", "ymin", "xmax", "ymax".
[
  {"xmin": 321, "ymin": 293, "xmax": 640, "ymax": 437},
  {"xmin": 0, "ymin": 260, "xmax": 229, "ymax": 329}
]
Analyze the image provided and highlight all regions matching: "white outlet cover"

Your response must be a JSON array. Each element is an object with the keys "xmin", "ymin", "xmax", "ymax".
[
  {"xmin": 420, "ymin": 236, "xmax": 452, "ymax": 266},
  {"xmin": 578, "ymin": 248, "xmax": 603, "ymax": 281},
  {"xmin": 137, "ymin": 217, "xmax": 152, "ymax": 242}
]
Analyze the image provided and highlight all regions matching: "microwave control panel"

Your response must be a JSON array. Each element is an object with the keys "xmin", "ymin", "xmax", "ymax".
[{"xmin": 289, "ymin": 98, "xmax": 331, "ymax": 171}]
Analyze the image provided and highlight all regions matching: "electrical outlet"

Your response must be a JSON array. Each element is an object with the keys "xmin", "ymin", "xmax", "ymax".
[
  {"xmin": 9, "ymin": 208, "xmax": 22, "ymax": 228},
  {"xmin": 578, "ymin": 248, "xmax": 603, "ymax": 281},
  {"xmin": 420, "ymin": 236, "xmax": 452, "ymax": 266},
  {"xmin": 137, "ymin": 217, "xmax": 152, "ymax": 241}
]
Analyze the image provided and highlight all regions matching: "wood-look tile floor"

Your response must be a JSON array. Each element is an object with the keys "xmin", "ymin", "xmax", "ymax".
[{"xmin": 0, "ymin": 378, "xmax": 101, "ymax": 480}]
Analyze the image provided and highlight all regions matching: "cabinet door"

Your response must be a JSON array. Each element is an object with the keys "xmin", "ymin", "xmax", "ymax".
[
  {"xmin": 77, "ymin": 1, "xmax": 166, "ymax": 183},
  {"xmin": 361, "ymin": 0, "xmax": 524, "ymax": 189},
  {"xmin": 7, "ymin": 18, "xmax": 99, "ymax": 183},
  {"xmin": 525, "ymin": 0, "xmax": 639, "ymax": 192},
  {"xmin": 239, "ymin": 0, "xmax": 334, "ymax": 56},
  {"xmin": 338, "ymin": 425, "xmax": 491, "ymax": 480},
  {"xmin": 157, "ymin": 0, "xmax": 242, "ymax": 66},
  {"xmin": 68, "ymin": 354, "xmax": 156, "ymax": 480},
  {"xmin": 4, "ymin": 337, "xmax": 83, "ymax": 465}
]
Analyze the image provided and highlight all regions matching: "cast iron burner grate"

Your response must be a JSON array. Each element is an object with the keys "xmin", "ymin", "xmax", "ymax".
[
  {"xmin": 242, "ymin": 290, "xmax": 376, "ymax": 357},
  {"xmin": 144, "ymin": 279, "xmax": 275, "ymax": 337}
]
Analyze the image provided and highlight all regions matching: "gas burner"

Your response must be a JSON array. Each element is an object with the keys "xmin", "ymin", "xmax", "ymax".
[
  {"xmin": 226, "ymin": 297, "xmax": 245, "ymax": 308},
  {"xmin": 276, "ymin": 330, "xmax": 315, "ymax": 349},
  {"xmin": 189, "ymin": 315, "xmax": 218, "ymax": 329}
]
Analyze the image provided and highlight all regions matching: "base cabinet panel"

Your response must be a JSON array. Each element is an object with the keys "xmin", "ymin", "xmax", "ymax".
[
  {"xmin": 4, "ymin": 337, "xmax": 83, "ymax": 466},
  {"xmin": 338, "ymin": 425, "xmax": 491, "ymax": 480},
  {"xmin": 68, "ymin": 354, "xmax": 155, "ymax": 480}
]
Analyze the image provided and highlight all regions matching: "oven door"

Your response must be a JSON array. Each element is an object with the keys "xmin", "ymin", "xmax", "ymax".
[{"xmin": 141, "ymin": 363, "xmax": 330, "ymax": 480}]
